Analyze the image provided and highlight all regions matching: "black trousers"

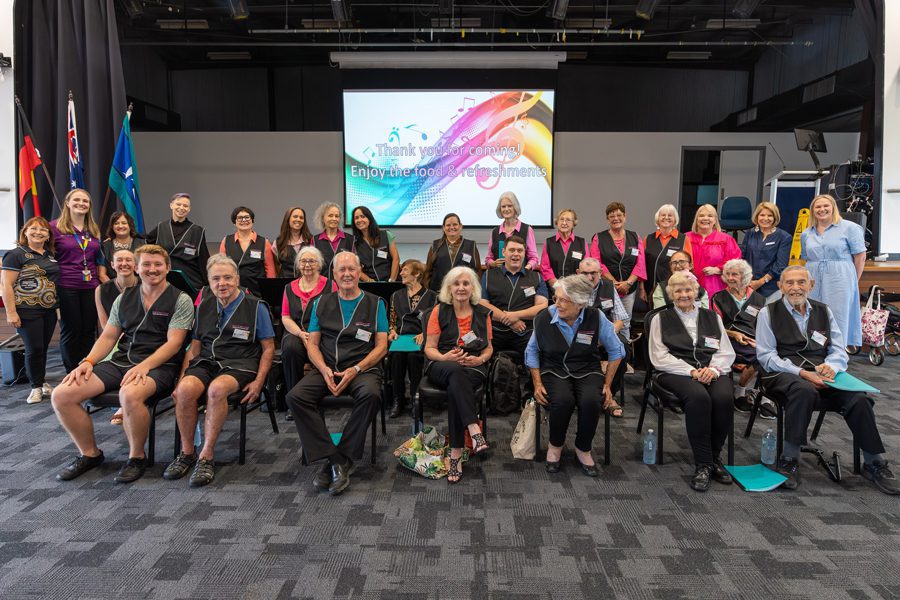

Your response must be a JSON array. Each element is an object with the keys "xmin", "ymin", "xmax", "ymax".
[
  {"xmin": 16, "ymin": 310, "xmax": 57, "ymax": 388},
  {"xmin": 286, "ymin": 370, "xmax": 382, "ymax": 463},
  {"xmin": 390, "ymin": 352, "xmax": 424, "ymax": 402},
  {"xmin": 542, "ymin": 373, "xmax": 604, "ymax": 452},
  {"xmin": 57, "ymin": 287, "xmax": 97, "ymax": 372},
  {"xmin": 281, "ymin": 333, "xmax": 309, "ymax": 391},
  {"xmin": 763, "ymin": 372, "xmax": 886, "ymax": 454},
  {"xmin": 491, "ymin": 328, "xmax": 531, "ymax": 356},
  {"xmin": 427, "ymin": 361, "xmax": 482, "ymax": 448},
  {"xmin": 657, "ymin": 374, "xmax": 732, "ymax": 466}
]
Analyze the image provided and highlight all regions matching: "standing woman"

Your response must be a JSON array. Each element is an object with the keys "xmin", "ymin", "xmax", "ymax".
[
  {"xmin": 99, "ymin": 211, "xmax": 145, "ymax": 281},
  {"xmin": 741, "ymin": 201, "xmax": 791, "ymax": 300},
  {"xmin": 146, "ymin": 193, "xmax": 209, "ymax": 294},
  {"xmin": 590, "ymin": 202, "xmax": 646, "ymax": 319},
  {"xmin": 351, "ymin": 206, "xmax": 400, "ymax": 282},
  {"xmin": 801, "ymin": 194, "xmax": 866, "ymax": 348},
  {"xmin": 652, "ymin": 251, "xmax": 709, "ymax": 310},
  {"xmin": 424, "ymin": 266, "xmax": 492, "ymax": 483},
  {"xmin": 1, "ymin": 218, "xmax": 59, "ymax": 404},
  {"xmin": 644, "ymin": 204, "xmax": 692, "ymax": 300},
  {"xmin": 423, "ymin": 213, "xmax": 480, "ymax": 292},
  {"xmin": 51, "ymin": 188, "xmax": 105, "ymax": 372},
  {"xmin": 686, "ymin": 204, "xmax": 742, "ymax": 299},
  {"xmin": 485, "ymin": 191, "xmax": 539, "ymax": 270},
  {"xmin": 312, "ymin": 202, "xmax": 354, "ymax": 283},
  {"xmin": 540, "ymin": 208, "xmax": 589, "ymax": 288},
  {"xmin": 274, "ymin": 206, "xmax": 314, "ymax": 279},
  {"xmin": 219, "ymin": 206, "xmax": 277, "ymax": 297}
]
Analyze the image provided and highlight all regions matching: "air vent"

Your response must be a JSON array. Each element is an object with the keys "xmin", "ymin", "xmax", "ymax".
[
  {"xmin": 563, "ymin": 18, "xmax": 612, "ymax": 29},
  {"xmin": 157, "ymin": 19, "xmax": 209, "ymax": 30},
  {"xmin": 206, "ymin": 51, "xmax": 252, "ymax": 60},
  {"xmin": 736, "ymin": 107, "xmax": 758, "ymax": 126},
  {"xmin": 802, "ymin": 76, "xmax": 836, "ymax": 103},
  {"xmin": 430, "ymin": 18, "xmax": 481, "ymax": 28},
  {"xmin": 666, "ymin": 51, "xmax": 711, "ymax": 60},
  {"xmin": 705, "ymin": 19, "xmax": 760, "ymax": 29}
]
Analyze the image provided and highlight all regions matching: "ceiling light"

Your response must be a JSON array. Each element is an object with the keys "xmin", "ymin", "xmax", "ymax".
[
  {"xmin": 666, "ymin": 51, "xmax": 712, "ymax": 60},
  {"xmin": 549, "ymin": 0, "xmax": 569, "ymax": 22},
  {"xmin": 705, "ymin": 18, "xmax": 760, "ymax": 29},
  {"xmin": 207, "ymin": 51, "xmax": 252, "ymax": 60},
  {"xmin": 635, "ymin": 0, "xmax": 661, "ymax": 21},
  {"xmin": 733, "ymin": 0, "xmax": 765, "ymax": 19},
  {"xmin": 157, "ymin": 19, "xmax": 209, "ymax": 30},
  {"xmin": 331, "ymin": 0, "xmax": 351, "ymax": 23},
  {"xmin": 330, "ymin": 51, "xmax": 567, "ymax": 70},
  {"xmin": 430, "ymin": 18, "xmax": 481, "ymax": 28},
  {"xmin": 227, "ymin": 0, "xmax": 249, "ymax": 20}
]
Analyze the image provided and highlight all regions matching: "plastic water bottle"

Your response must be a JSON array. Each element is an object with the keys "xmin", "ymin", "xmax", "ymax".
[
  {"xmin": 194, "ymin": 422, "xmax": 202, "ymax": 449},
  {"xmin": 643, "ymin": 429, "xmax": 657, "ymax": 465},
  {"xmin": 761, "ymin": 428, "xmax": 777, "ymax": 465}
]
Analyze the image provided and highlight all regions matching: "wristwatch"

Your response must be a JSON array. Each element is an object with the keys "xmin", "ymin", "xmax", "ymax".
[{"xmin": 353, "ymin": 365, "xmax": 361, "ymax": 374}]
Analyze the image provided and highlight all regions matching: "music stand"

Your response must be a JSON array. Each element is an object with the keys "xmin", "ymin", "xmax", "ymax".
[
  {"xmin": 360, "ymin": 281, "xmax": 405, "ymax": 303},
  {"xmin": 167, "ymin": 270, "xmax": 197, "ymax": 300},
  {"xmin": 258, "ymin": 278, "xmax": 293, "ymax": 311}
]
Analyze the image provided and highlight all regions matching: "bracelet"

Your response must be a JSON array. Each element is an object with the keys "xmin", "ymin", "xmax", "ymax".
[
  {"xmin": 353, "ymin": 365, "xmax": 361, "ymax": 374},
  {"xmin": 80, "ymin": 357, "xmax": 95, "ymax": 366}
]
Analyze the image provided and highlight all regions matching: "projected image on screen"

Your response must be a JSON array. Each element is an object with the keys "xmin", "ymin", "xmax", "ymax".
[{"xmin": 343, "ymin": 90, "xmax": 554, "ymax": 227}]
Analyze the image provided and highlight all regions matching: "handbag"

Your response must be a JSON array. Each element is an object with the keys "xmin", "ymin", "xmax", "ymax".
[
  {"xmin": 393, "ymin": 426, "xmax": 469, "ymax": 479},
  {"xmin": 510, "ymin": 399, "xmax": 537, "ymax": 460},
  {"xmin": 861, "ymin": 285, "xmax": 889, "ymax": 347}
]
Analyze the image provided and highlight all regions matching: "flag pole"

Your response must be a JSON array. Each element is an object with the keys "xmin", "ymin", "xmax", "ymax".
[
  {"xmin": 14, "ymin": 96, "xmax": 63, "ymax": 214},
  {"xmin": 99, "ymin": 103, "xmax": 134, "ymax": 229}
]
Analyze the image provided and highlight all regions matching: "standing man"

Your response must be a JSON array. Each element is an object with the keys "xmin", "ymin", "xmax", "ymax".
[{"xmin": 146, "ymin": 193, "xmax": 210, "ymax": 294}]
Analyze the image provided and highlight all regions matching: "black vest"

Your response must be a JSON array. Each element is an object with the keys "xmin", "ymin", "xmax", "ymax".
[
  {"xmin": 156, "ymin": 220, "xmax": 206, "ymax": 291},
  {"xmin": 277, "ymin": 240, "xmax": 311, "ymax": 279},
  {"xmin": 765, "ymin": 299, "xmax": 831, "ymax": 368},
  {"xmin": 425, "ymin": 303, "xmax": 491, "ymax": 377},
  {"xmin": 99, "ymin": 279, "xmax": 137, "ymax": 318},
  {"xmin": 428, "ymin": 238, "xmax": 478, "ymax": 292},
  {"xmin": 595, "ymin": 230, "xmax": 640, "ymax": 282},
  {"xmin": 110, "ymin": 284, "xmax": 185, "ymax": 368},
  {"xmin": 391, "ymin": 287, "xmax": 437, "ymax": 336},
  {"xmin": 194, "ymin": 291, "xmax": 262, "ymax": 372},
  {"xmin": 283, "ymin": 278, "xmax": 331, "ymax": 330},
  {"xmin": 490, "ymin": 223, "xmax": 532, "ymax": 262},
  {"xmin": 644, "ymin": 232, "xmax": 687, "ymax": 296},
  {"xmin": 224, "ymin": 234, "xmax": 267, "ymax": 297},
  {"xmin": 314, "ymin": 234, "xmax": 355, "ymax": 284},
  {"xmin": 544, "ymin": 235, "xmax": 586, "ymax": 280},
  {"xmin": 314, "ymin": 291, "xmax": 382, "ymax": 372},
  {"xmin": 356, "ymin": 234, "xmax": 392, "ymax": 281},
  {"xmin": 100, "ymin": 238, "xmax": 145, "ymax": 266},
  {"xmin": 534, "ymin": 307, "xmax": 605, "ymax": 378},
  {"xmin": 483, "ymin": 268, "xmax": 543, "ymax": 331},
  {"xmin": 712, "ymin": 289, "xmax": 766, "ymax": 338},
  {"xmin": 589, "ymin": 280, "xmax": 618, "ymax": 322},
  {"xmin": 658, "ymin": 307, "xmax": 722, "ymax": 369}
]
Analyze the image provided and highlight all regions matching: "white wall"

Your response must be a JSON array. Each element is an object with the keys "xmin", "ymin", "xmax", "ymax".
[
  {"xmin": 134, "ymin": 130, "xmax": 860, "ymax": 262},
  {"xmin": 881, "ymin": 1, "xmax": 900, "ymax": 256},
  {"xmin": 0, "ymin": 0, "xmax": 17, "ymax": 250}
]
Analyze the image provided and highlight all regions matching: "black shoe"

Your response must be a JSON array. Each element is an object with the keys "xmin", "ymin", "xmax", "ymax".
[
  {"xmin": 545, "ymin": 459, "xmax": 562, "ymax": 474},
  {"xmin": 690, "ymin": 464, "xmax": 712, "ymax": 492},
  {"xmin": 285, "ymin": 412, "xmax": 294, "ymax": 422},
  {"xmin": 114, "ymin": 457, "xmax": 146, "ymax": 484},
  {"xmin": 56, "ymin": 452, "xmax": 105, "ymax": 481},
  {"xmin": 163, "ymin": 451, "xmax": 197, "ymax": 481},
  {"xmin": 575, "ymin": 457, "xmax": 599, "ymax": 478},
  {"xmin": 189, "ymin": 459, "xmax": 216, "ymax": 488},
  {"xmin": 759, "ymin": 398, "xmax": 777, "ymax": 420},
  {"xmin": 733, "ymin": 396, "xmax": 752, "ymax": 413},
  {"xmin": 313, "ymin": 462, "xmax": 332, "ymax": 491},
  {"xmin": 710, "ymin": 460, "xmax": 733, "ymax": 485},
  {"xmin": 863, "ymin": 460, "xmax": 900, "ymax": 495},
  {"xmin": 775, "ymin": 456, "xmax": 800, "ymax": 490},
  {"xmin": 328, "ymin": 461, "xmax": 352, "ymax": 496},
  {"xmin": 389, "ymin": 399, "xmax": 404, "ymax": 419}
]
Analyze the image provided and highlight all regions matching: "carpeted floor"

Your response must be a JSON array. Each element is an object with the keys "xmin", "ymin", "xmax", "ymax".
[{"xmin": 0, "ymin": 348, "xmax": 898, "ymax": 599}]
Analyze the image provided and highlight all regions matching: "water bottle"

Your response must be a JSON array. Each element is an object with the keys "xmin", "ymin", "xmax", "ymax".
[
  {"xmin": 643, "ymin": 429, "xmax": 657, "ymax": 465},
  {"xmin": 194, "ymin": 422, "xmax": 202, "ymax": 449},
  {"xmin": 760, "ymin": 428, "xmax": 777, "ymax": 465}
]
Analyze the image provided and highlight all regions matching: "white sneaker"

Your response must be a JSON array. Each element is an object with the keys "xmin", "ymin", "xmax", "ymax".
[
  {"xmin": 42, "ymin": 383, "xmax": 52, "ymax": 397},
  {"xmin": 27, "ymin": 388, "xmax": 43, "ymax": 404}
]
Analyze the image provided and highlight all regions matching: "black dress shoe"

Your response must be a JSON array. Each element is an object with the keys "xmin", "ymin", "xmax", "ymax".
[
  {"xmin": 389, "ymin": 399, "xmax": 404, "ymax": 419},
  {"xmin": 575, "ymin": 456, "xmax": 599, "ymax": 477},
  {"xmin": 114, "ymin": 457, "xmax": 146, "ymax": 484},
  {"xmin": 775, "ymin": 456, "xmax": 800, "ymax": 490},
  {"xmin": 56, "ymin": 452, "xmax": 104, "ymax": 481},
  {"xmin": 710, "ymin": 460, "xmax": 733, "ymax": 485},
  {"xmin": 545, "ymin": 460, "xmax": 562, "ymax": 474},
  {"xmin": 313, "ymin": 463, "xmax": 332, "ymax": 490},
  {"xmin": 328, "ymin": 461, "xmax": 352, "ymax": 496},
  {"xmin": 690, "ymin": 464, "xmax": 712, "ymax": 492}
]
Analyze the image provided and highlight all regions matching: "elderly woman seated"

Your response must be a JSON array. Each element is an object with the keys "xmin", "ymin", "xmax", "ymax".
[
  {"xmin": 648, "ymin": 271, "xmax": 736, "ymax": 492},
  {"xmin": 526, "ymin": 275, "xmax": 625, "ymax": 477}
]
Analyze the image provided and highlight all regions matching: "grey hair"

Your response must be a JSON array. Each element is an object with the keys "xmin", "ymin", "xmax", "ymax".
[
  {"xmin": 495, "ymin": 191, "xmax": 522, "ymax": 219},
  {"xmin": 654, "ymin": 203, "xmax": 679, "ymax": 227},
  {"xmin": 780, "ymin": 265, "xmax": 811, "ymax": 281},
  {"xmin": 206, "ymin": 253, "xmax": 239, "ymax": 276},
  {"xmin": 665, "ymin": 271, "xmax": 699, "ymax": 299},
  {"xmin": 332, "ymin": 250, "xmax": 360, "ymax": 271},
  {"xmin": 722, "ymin": 259, "xmax": 753, "ymax": 288},
  {"xmin": 553, "ymin": 275, "xmax": 594, "ymax": 307},
  {"xmin": 169, "ymin": 192, "xmax": 191, "ymax": 203},
  {"xmin": 438, "ymin": 266, "xmax": 482, "ymax": 305},
  {"xmin": 578, "ymin": 257, "xmax": 602, "ymax": 271},
  {"xmin": 296, "ymin": 245, "xmax": 325, "ymax": 273},
  {"xmin": 314, "ymin": 201, "xmax": 343, "ymax": 230}
]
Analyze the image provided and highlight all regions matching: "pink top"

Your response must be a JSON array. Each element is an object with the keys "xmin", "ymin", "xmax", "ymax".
[
  {"xmin": 281, "ymin": 275, "xmax": 337, "ymax": 316},
  {"xmin": 686, "ymin": 230, "xmax": 742, "ymax": 297},
  {"xmin": 589, "ymin": 232, "xmax": 647, "ymax": 291},
  {"xmin": 539, "ymin": 232, "xmax": 589, "ymax": 282},
  {"xmin": 485, "ymin": 219, "xmax": 540, "ymax": 270},
  {"xmin": 316, "ymin": 230, "xmax": 348, "ymax": 252}
]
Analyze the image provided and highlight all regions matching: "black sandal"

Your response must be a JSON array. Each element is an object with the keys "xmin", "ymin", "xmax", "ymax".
[
  {"xmin": 448, "ymin": 457, "xmax": 462, "ymax": 483},
  {"xmin": 471, "ymin": 433, "xmax": 490, "ymax": 455}
]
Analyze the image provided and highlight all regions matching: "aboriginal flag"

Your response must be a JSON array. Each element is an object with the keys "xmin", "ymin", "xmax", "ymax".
[{"xmin": 17, "ymin": 109, "xmax": 42, "ymax": 220}]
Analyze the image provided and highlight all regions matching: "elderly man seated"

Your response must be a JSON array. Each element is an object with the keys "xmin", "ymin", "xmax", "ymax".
[
  {"xmin": 164, "ymin": 254, "xmax": 275, "ymax": 487},
  {"xmin": 756, "ymin": 265, "xmax": 898, "ymax": 495},
  {"xmin": 286, "ymin": 251, "xmax": 388, "ymax": 496}
]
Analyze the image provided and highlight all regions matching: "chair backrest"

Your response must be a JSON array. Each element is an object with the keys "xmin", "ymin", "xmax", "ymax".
[
  {"xmin": 640, "ymin": 306, "xmax": 670, "ymax": 388},
  {"xmin": 840, "ymin": 211, "xmax": 867, "ymax": 230},
  {"xmin": 719, "ymin": 196, "xmax": 753, "ymax": 221}
]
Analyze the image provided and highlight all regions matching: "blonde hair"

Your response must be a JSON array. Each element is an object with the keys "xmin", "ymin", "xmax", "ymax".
[
  {"xmin": 555, "ymin": 208, "xmax": 578, "ymax": 228},
  {"xmin": 134, "ymin": 244, "xmax": 171, "ymax": 267},
  {"xmin": 665, "ymin": 271, "xmax": 699, "ymax": 299},
  {"xmin": 691, "ymin": 204, "xmax": 721, "ymax": 233},
  {"xmin": 438, "ymin": 266, "xmax": 482, "ymax": 305},
  {"xmin": 809, "ymin": 194, "xmax": 842, "ymax": 226},
  {"xmin": 752, "ymin": 201, "xmax": 781, "ymax": 227},
  {"xmin": 654, "ymin": 204, "xmax": 679, "ymax": 228},
  {"xmin": 57, "ymin": 189, "xmax": 101, "ymax": 238}
]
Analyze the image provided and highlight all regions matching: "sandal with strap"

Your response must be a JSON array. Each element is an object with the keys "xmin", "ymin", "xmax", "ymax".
[
  {"xmin": 604, "ymin": 402, "xmax": 624, "ymax": 419},
  {"xmin": 447, "ymin": 457, "xmax": 462, "ymax": 483},
  {"xmin": 471, "ymin": 433, "xmax": 490, "ymax": 455}
]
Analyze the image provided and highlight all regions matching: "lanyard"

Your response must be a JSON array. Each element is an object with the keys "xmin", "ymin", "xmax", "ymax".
[{"xmin": 75, "ymin": 229, "xmax": 92, "ymax": 281}]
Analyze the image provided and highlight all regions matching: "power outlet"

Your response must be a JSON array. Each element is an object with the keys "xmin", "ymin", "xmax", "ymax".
[{"xmin": 828, "ymin": 183, "xmax": 836, "ymax": 190}]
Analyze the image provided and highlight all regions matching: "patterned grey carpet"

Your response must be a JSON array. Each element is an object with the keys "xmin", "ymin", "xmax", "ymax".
[{"xmin": 0, "ymin": 348, "xmax": 898, "ymax": 599}]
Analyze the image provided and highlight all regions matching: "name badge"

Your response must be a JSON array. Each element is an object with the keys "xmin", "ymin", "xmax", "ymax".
[
  {"xmin": 571, "ymin": 251, "xmax": 583, "ymax": 260},
  {"xmin": 183, "ymin": 247, "xmax": 196, "ymax": 256},
  {"xmin": 355, "ymin": 328, "xmax": 372, "ymax": 342},
  {"xmin": 601, "ymin": 299, "xmax": 614, "ymax": 310},
  {"xmin": 810, "ymin": 330, "xmax": 827, "ymax": 346},
  {"xmin": 250, "ymin": 250, "xmax": 262, "ymax": 259},
  {"xmin": 523, "ymin": 286, "xmax": 536, "ymax": 297},
  {"xmin": 377, "ymin": 249, "xmax": 388, "ymax": 259},
  {"xmin": 461, "ymin": 253, "xmax": 472, "ymax": 264},
  {"xmin": 703, "ymin": 336, "xmax": 720, "ymax": 349},
  {"xmin": 630, "ymin": 247, "xmax": 640, "ymax": 257},
  {"xmin": 745, "ymin": 305, "xmax": 760, "ymax": 317},
  {"xmin": 666, "ymin": 248, "xmax": 676, "ymax": 256},
  {"xmin": 232, "ymin": 327, "xmax": 250, "ymax": 340},
  {"xmin": 765, "ymin": 241, "xmax": 776, "ymax": 246},
  {"xmin": 461, "ymin": 331, "xmax": 478, "ymax": 345},
  {"xmin": 576, "ymin": 332, "xmax": 593, "ymax": 345}
]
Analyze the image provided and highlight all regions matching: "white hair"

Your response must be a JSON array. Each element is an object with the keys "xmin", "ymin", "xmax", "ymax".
[
  {"xmin": 296, "ymin": 245, "xmax": 325, "ymax": 273},
  {"xmin": 721, "ymin": 259, "xmax": 753, "ymax": 289},
  {"xmin": 438, "ymin": 266, "xmax": 482, "ymax": 305},
  {"xmin": 314, "ymin": 201, "xmax": 342, "ymax": 230},
  {"xmin": 665, "ymin": 271, "xmax": 699, "ymax": 299},
  {"xmin": 553, "ymin": 275, "xmax": 594, "ymax": 306},
  {"xmin": 206, "ymin": 253, "xmax": 239, "ymax": 275},
  {"xmin": 495, "ymin": 191, "xmax": 522, "ymax": 219},
  {"xmin": 654, "ymin": 204, "xmax": 680, "ymax": 227},
  {"xmin": 578, "ymin": 257, "xmax": 602, "ymax": 271}
]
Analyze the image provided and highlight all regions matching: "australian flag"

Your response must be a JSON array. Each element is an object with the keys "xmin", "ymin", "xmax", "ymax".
[{"xmin": 67, "ymin": 97, "xmax": 85, "ymax": 190}]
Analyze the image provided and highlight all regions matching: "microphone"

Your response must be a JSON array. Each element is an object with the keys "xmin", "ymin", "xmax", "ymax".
[{"xmin": 768, "ymin": 142, "xmax": 787, "ymax": 171}]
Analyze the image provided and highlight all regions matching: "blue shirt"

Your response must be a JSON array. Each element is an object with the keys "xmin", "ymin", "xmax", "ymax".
[
  {"xmin": 480, "ymin": 266, "xmax": 549, "ymax": 304},
  {"xmin": 524, "ymin": 305, "xmax": 625, "ymax": 369},
  {"xmin": 307, "ymin": 292, "xmax": 389, "ymax": 333},
  {"xmin": 755, "ymin": 296, "xmax": 848, "ymax": 375},
  {"xmin": 741, "ymin": 227, "xmax": 791, "ymax": 296},
  {"xmin": 193, "ymin": 290, "xmax": 275, "ymax": 341}
]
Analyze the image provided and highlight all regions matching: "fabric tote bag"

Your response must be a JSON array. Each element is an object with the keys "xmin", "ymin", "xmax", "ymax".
[
  {"xmin": 862, "ymin": 285, "xmax": 889, "ymax": 347},
  {"xmin": 510, "ymin": 399, "xmax": 537, "ymax": 460}
]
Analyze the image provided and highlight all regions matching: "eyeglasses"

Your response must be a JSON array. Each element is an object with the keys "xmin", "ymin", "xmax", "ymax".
[
  {"xmin": 557, "ymin": 217, "xmax": 574, "ymax": 223},
  {"xmin": 580, "ymin": 270, "xmax": 600, "ymax": 276},
  {"xmin": 236, "ymin": 216, "xmax": 252, "ymax": 222},
  {"xmin": 299, "ymin": 259, "xmax": 318, "ymax": 265},
  {"xmin": 670, "ymin": 260, "xmax": 690, "ymax": 266}
]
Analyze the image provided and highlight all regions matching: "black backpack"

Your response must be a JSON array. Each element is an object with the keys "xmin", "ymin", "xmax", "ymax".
[{"xmin": 490, "ymin": 353, "xmax": 528, "ymax": 415}]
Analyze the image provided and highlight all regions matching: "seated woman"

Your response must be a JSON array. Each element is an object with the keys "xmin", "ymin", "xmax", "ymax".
[
  {"xmin": 351, "ymin": 206, "xmax": 400, "ymax": 282},
  {"xmin": 526, "ymin": 275, "xmax": 625, "ymax": 477},
  {"xmin": 651, "ymin": 250, "xmax": 708, "ymax": 310},
  {"xmin": 648, "ymin": 271, "xmax": 736, "ymax": 492},
  {"xmin": 423, "ymin": 266, "xmax": 492, "ymax": 483},
  {"xmin": 388, "ymin": 259, "xmax": 437, "ymax": 418}
]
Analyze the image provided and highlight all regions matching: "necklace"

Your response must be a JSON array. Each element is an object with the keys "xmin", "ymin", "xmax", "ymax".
[{"xmin": 114, "ymin": 276, "xmax": 136, "ymax": 293}]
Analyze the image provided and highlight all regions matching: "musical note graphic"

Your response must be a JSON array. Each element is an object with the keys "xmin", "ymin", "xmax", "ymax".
[
  {"xmin": 404, "ymin": 124, "xmax": 427, "ymax": 141},
  {"xmin": 458, "ymin": 97, "xmax": 475, "ymax": 112},
  {"xmin": 362, "ymin": 146, "xmax": 376, "ymax": 165},
  {"xmin": 388, "ymin": 127, "xmax": 400, "ymax": 143}
]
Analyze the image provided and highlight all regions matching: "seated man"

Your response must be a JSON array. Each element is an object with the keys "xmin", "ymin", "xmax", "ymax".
[
  {"xmin": 479, "ymin": 235, "xmax": 548, "ymax": 355},
  {"xmin": 756, "ymin": 265, "xmax": 898, "ymax": 495},
  {"xmin": 51, "ymin": 245, "xmax": 194, "ymax": 483},
  {"xmin": 286, "ymin": 251, "xmax": 388, "ymax": 496},
  {"xmin": 164, "ymin": 254, "xmax": 275, "ymax": 487}
]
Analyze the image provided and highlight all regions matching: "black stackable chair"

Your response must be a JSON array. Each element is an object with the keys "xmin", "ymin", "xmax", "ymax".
[{"xmin": 86, "ymin": 389, "xmax": 175, "ymax": 467}]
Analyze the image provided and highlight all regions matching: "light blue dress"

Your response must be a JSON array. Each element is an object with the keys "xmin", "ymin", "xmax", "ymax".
[{"xmin": 800, "ymin": 220, "xmax": 865, "ymax": 346}]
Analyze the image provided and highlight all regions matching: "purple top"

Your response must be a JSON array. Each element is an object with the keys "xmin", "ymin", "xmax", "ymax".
[{"xmin": 50, "ymin": 220, "xmax": 104, "ymax": 290}]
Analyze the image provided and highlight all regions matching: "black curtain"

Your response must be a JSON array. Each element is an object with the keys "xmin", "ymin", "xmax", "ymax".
[
  {"xmin": 854, "ymin": 0, "xmax": 881, "ymax": 61},
  {"xmin": 14, "ymin": 0, "xmax": 126, "ymax": 227}
]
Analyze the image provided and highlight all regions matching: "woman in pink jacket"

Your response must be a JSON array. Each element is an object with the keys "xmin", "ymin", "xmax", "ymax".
[{"xmin": 686, "ymin": 204, "xmax": 741, "ymax": 298}]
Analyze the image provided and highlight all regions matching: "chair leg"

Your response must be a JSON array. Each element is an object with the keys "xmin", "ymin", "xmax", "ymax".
[
  {"xmin": 727, "ymin": 410, "xmax": 735, "ymax": 466},
  {"xmin": 853, "ymin": 435, "xmax": 861, "ymax": 475},
  {"xmin": 534, "ymin": 403, "xmax": 543, "ymax": 462},
  {"xmin": 147, "ymin": 406, "xmax": 157, "ymax": 468},
  {"xmin": 174, "ymin": 420, "xmax": 181, "ymax": 460},
  {"xmin": 370, "ymin": 413, "xmax": 377, "ymax": 465},
  {"xmin": 415, "ymin": 395, "xmax": 423, "ymax": 434},
  {"xmin": 776, "ymin": 403, "xmax": 784, "ymax": 461},
  {"xmin": 239, "ymin": 404, "xmax": 248, "ymax": 465},
  {"xmin": 263, "ymin": 389, "xmax": 279, "ymax": 434},
  {"xmin": 636, "ymin": 388, "xmax": 649, "ymax": 434},
  {"xmin": 657, "ymin": 397, "xmax": 665, "ymax": 465},
  {"xmin": 810, "ymin": 409, "xmax": 826, "ymax": 441},
  {"xmin": 380, "ymin": 395, "xmax": 386, "ymax": 435},
  {"xmin": 604, "ymin": 412, "xmax": 611, "ymax": 466}
]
